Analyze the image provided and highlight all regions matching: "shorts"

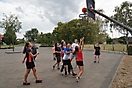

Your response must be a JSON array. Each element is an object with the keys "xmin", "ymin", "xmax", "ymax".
[
  {"xmin": 95, "ymin": 52, "xmax": 100, "ymax": 55},
  {"xmin": 63, "ymin": 59, "xmax": 73, "ymax": 70},
  {"xmin": 56, "ymin": 56, "xmax": 61, "ymax": 63},
  {"xmin": 63, "ymin": 59, "xmax": 70, "ymax": 65},
  {"xmin": 26, "ymin": 62, "xmax": 35, "ymax": 69},
  {"xmin": 76, "ymin": 61, "xmax": 84, "ymax": 66}
]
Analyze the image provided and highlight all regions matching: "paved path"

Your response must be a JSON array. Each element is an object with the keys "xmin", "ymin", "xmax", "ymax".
[{"xmin": 0, "ymin": 47, "xmax": 123, "ymax": 88}]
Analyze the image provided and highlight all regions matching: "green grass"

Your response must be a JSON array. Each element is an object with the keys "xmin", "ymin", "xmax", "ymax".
[{"xmin": 84, "ymin": 44, "xmax": 127, "ymax": 52}]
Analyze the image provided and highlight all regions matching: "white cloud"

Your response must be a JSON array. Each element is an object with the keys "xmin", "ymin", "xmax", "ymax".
[{"xmin": 0, "ymin": 0, "xmax": 131, "ymax": 38}]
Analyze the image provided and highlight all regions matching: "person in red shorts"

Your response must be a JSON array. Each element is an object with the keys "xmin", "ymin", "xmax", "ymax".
[
  {"xmin": 22, "ymin": 42, "xmax": 42, "ymax": 85},
  {"xmin": 74, "ymin": 37, "xmax": 84, "ymax": 82}
]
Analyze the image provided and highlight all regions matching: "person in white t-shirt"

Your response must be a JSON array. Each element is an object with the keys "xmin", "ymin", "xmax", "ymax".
[
  {"xmin": 71, "ymin": 39, "xmax": 79, "ymax": 52},
  {"xmin": 71, "ymin": 39, "xmax": 79, "ymax": 67},
  {"xmin": 71, "ymin": 39, "xmax": 79, "ymax": 58}
]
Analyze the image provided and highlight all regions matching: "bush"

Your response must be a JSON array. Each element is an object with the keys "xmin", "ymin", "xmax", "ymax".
[{"xmin": 127, "ymin": 46, "xmax": 132, "ymax": 55}]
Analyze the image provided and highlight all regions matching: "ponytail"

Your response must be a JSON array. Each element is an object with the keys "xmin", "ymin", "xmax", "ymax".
[{"xmin": 22, "ymin": 42, "xmax": 29, "ymax": 54}]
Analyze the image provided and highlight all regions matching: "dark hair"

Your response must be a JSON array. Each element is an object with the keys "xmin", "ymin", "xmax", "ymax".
[
  {"xmin": 75, "ymin": 46, "xmax": 79, "ymax": 52},
  {"xmin": 61, "ymin": 41, "xmax": 64, "ymax": 48},
  {"xmin": 55, "ymin": 43, "xmax": 58, "ymax": 48},
  {"xmin": 73, "ymin": 46, "xmax": 79, "ymax": 55},
  {"xmin": 22, "ymin": 42, "xmax": 29, "ymax": 54}
]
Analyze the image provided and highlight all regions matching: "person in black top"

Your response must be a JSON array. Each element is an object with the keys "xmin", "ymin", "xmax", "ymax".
[
  {"xmin": 22, "ymin": 42, "xmax": 42, "ymax": 85},
  {"xmin": 53, "ymin": 43, "xmax": 61, "ymax": 70},
  {"xmin": 94, "ymin": 43, "xmax": 101, "ymax": 63}
]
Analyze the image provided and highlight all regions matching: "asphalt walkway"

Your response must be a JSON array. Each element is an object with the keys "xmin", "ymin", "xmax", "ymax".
[{"xmin": 0, "ymin": 47, "xmax": 123, "ymax": 88}]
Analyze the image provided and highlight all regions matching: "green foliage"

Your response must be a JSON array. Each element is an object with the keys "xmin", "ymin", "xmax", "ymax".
[
  {"xmin": 51, "ymin": 19, "xmax": 108, "ymax": 44},
  {"xmin": 109, "ymin": 1, "xmax": 132, "ymax": 35},
  {"xmin": 24, "ymin": 28, "xmax": 39, "ymax": 42},
  {"xmin": 118, "ymin": 36, "xmax": 126, "ymax": 44},
  {"xmin": 4, "ymin": 28, "xmax": 17, "ymax": 45},
  {"xmin": 37, "ymin": 32, "xmax": 53, "ymax": 46},
  {"xmin": 128, "ymin": 46, "xmax": 132, "ymax": 55},
  {"xmin": 106, "ymin": 36, "xmax": 113, "ymax": 44},
  {"xmin": 0, "ymin": 14, "xmax": 22, "ymax": 45}
]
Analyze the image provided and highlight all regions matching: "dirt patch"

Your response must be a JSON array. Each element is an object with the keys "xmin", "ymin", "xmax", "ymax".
[{"xmin": 110, "ymin": 55, "xmax": 132, "ymax": 88}]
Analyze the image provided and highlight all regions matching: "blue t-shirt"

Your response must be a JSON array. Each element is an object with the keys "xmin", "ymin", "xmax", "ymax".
[{"xmin": 63, "ymin": 48, "xmax": 72, "ymax": 60}]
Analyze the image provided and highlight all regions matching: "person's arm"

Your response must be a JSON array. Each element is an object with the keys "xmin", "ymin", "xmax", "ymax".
[
  {"xmin": 99, "ymin": 46, "xmax": 101, "ymax": 54},
  {"xmin": 66, "ymin": 51, "xmax": 71, "ymax": 54},
  {"xmin": 81, "ymin": 37, "xmax": 84, "ymax": 51},
  {"xmin": 22, "ymin": 54, "xmax": 26, "ymax": 63},
  {"xmin": 28, "ymin": 52, "xmax": 39, "ymax": 58}
]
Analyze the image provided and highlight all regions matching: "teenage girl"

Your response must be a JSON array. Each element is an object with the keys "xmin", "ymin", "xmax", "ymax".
[
  {"xmin": 94, "ymin": 43, "xmax": 101, "ymax": 63},
  {"xmin": 22, "ymin": 42, "xmax": 42, "ymax": 85},
  {"xmin": 60, "ymin": 43, "xmax": 77, "ymax": 77},
  {"xmin": 53, "ymin": 43, "xmax": 61, "ymax": 70},
  {"xmin": 74, "ymin": 37, "xmax": 84, "ymax": 82}
]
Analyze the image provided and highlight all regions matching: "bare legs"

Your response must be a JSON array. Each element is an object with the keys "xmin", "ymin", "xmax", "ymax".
[
  {"xmin": 94, "ymin": 55, "xmax": 100, "ymax": 63},
  {"xmin": 77, "ymin": 66, "xmax": 84, "ymax": 78},
  {"xmin": 24, "ymin": 69, "xmax": 31, "ymax": 82},
  {"xmin": 76, "ymin": 66, "xmax": 84, "ymax": 82},
  {"xmin": 24, "ymin": 67, "xmax": 40, "ymax": 82}
]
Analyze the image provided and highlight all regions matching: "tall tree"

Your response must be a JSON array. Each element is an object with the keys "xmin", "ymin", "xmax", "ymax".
[
  {"xmin": 52, "ymin": 18, "xmax": 108, "ymax": 44},
  {"xmin": 108, "ymin": 1, "xmax": 132, "ymax": 51},
  {"xmin": 0, "ymin": 13, "xmax": 22, "ymax": 51},
  {"xmin": 24, "ymin": 28, "xmax": 39, "ymax": 42},
  {"xmin": 109, "ymin": 1, "xmax": 132, "ymax": 35}
]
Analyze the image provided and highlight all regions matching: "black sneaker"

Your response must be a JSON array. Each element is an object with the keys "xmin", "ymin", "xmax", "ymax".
[
  {"xmin": 54, "ymin": 58, "xmax": 56, "ymax": 60},
  {"xmin": 23, "ymin": 82, "xmax": 30, "ymax": 85},
  {"xmin": 94, "ymin": 61, "xmax": 96, "ymax": 63},
  {"xmin": 65, "ymin": 71, "xmax": 67, "ymax": 76},
  {"xmin": 36, "ymin": 79, "xmax": 42, "ymax": 83},
  {"xmin": 72, "ymin": 73, "xmax": 77, "ymax": 77},
  {"xmin": 53, "ymin": 66, "xmax": 55, "ymax": 70},
  {"xmin": 57, "ymin": 67, "xmax": 60, "ymax": 70}
]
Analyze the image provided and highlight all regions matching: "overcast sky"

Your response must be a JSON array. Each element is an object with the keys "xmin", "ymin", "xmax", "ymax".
[{"xmin": 0, "ymin": 0, "xmax": 131, "ymax": 38}]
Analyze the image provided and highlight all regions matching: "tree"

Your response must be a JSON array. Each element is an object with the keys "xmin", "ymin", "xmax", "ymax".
[
  {"xmin": 24, "ymin": 28, "xmax": 39, "ymax": 42},
  {"xmin": 108, "ymin": 1, "xmax": 132, "ymax": 51},
  {"xmin": 106, "ymin": 36, "xmax": 113, "ymax": 44},
  {"xmin": 37, "ymin": 32, "xmax": 52, "ymax": 46},
  {"xmin": 109, "ymin": 1, "xmax": 132, "ymax": 35},
  {"xmin": 51, "ymin": 18, "xmax": 108, "ymax": 44},
  {"xmin": 0, "ymin": 13, "xmax": 22, "ymax": 51}
]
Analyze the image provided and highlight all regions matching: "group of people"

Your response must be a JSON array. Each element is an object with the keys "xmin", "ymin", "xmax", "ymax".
[
  {"xmin": 21, "ymin": 37, "xmax": 101, "ymax": 85},
  {"xmin": 52, "ymin": 37, "xmax": 85, "ymax": 82}
]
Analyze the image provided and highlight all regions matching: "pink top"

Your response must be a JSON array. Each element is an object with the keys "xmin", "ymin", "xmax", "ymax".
[{"xmin": 52, "ymin": 47, "xmax": 55, "ymax": 53}]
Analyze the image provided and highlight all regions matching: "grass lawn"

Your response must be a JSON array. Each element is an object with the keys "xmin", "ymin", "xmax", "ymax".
[{"xmin": 84, "ymin": 44, "xmax": 127, "ymax": 52}]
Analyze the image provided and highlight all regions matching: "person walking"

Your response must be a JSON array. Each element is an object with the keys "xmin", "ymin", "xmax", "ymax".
[{"xmin": 22, "ymin": 42, "xmax": 42, "ymax": 85}]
